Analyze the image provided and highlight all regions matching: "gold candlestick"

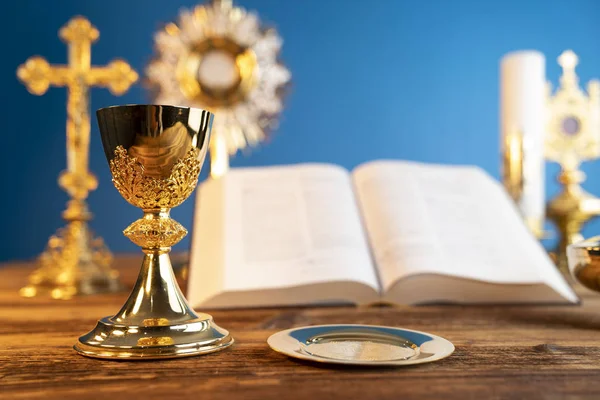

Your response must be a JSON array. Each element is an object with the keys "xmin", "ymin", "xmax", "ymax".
[
  {"xmin": 545, "ymin": 50, "xmax": 600, "ymax": 272},
  {"xmin": 16, "ymin": 16, "xmax": 138, "ymax": 299}
]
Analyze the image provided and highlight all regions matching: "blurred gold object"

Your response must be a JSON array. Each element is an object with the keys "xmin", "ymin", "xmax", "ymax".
[
  {"xmin": 75, "ymin": 104, "xmax": 233, "ymax": 359},
  {"xmin": 146, "ymin": 0, "xmax": 290, "ymax": 178},
  {"xmin": 567, "ymin": 237, "xmax": 600, "ymax": 292},
  {"xmin": 16, "ymin": 16, "xmax": 138, "ymax": 299},
  {"xmin": 502, "ymin": 130, "xmax": 546, "ymax": 238},
  {"xmin": 503, "ymin": 130, "xmax": 524, "ymax": 203},
  {"xmin": 545, "ymin": 50, "xmax": 600, "ymax": 271}
]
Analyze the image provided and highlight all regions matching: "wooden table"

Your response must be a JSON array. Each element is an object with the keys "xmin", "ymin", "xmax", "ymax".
[{"xmin": 2, "ymin": 257, "xmax": 600, "ymax": 399}]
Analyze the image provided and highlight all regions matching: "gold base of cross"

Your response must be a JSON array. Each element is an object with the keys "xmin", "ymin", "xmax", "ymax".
[{"xmin": 19, "ymin": 205, "xmax": 123, "ymax": 300}]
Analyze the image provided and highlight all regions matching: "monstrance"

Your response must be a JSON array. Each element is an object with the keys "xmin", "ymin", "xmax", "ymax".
[
  {"xmin": 545, "ymin": 50, "xmax": 600, "ymax": 270},
  {"xmin": 146, "ymin": 0, "xmax": 290, "ymax": 178},
  {"xmin": 16, "ymin": 16, "xmax": 138, "ymax": 299}
]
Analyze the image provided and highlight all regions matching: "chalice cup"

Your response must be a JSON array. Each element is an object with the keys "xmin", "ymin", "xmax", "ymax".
[{"xmin": 74, "ymin": 104, "xmax": 233, "ymax": 359}]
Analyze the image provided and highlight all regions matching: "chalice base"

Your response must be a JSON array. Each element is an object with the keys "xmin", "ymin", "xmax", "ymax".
[
  {"xmin": 74, "ymin": 250, "xmax": 233, "ymax": 360},
  {"xmin": 74, "ymin": 314, "xmax": 233, "ymax": 360},
  {"xmin": 19, "ymin": 221, "xmax": 122, "ymax": 300}
]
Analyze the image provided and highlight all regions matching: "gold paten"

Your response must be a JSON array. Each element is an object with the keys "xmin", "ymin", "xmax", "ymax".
[
  {"xmin": 146, "ymin": 0, "xmax": 290, "ymax": 178},
  {"xmin": 268, "ymin": 325, "xmax": 455, "ymax": 366},
  {"xmin": 545, "ymin": 50, "xmax": 600, "ymax": 271},
  {"xmin": 16, "ymin": 16, "xmax": 138, "ymax": 299},
  {"xmin": 75, "ymin": 104, "xmax": 233, "ymax": 360}
]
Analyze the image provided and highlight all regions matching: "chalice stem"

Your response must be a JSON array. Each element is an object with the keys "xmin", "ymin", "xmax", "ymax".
[
  {"xmin": 75, "ymin": 208, "xmax": 233, "ymax": 359},
  {"xmin": 113, "ymin": 209, "xmax": 198, "ymax": 325},
  {"xmin": 112, "ymin": 245, "xmax": 198, "ymax": 326}
]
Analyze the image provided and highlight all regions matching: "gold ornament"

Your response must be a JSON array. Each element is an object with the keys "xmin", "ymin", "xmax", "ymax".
[
  {"xmin": 146, "ymin": 0, "xmax": 290, "ymax": 178},
  {"xmin": 109, "ymin": 145, "xmax": 202, "ymax": 249},
  {"xmin": 545, "ymin": 50, "xmax": 600, "ymax": 271},
  {"xmin": 110, "ymin": 146, "xmax": 202, "ymax": 210},
  {"xmin": 16, "ymin": 16, "xmax": 138, "ymax": 299}
]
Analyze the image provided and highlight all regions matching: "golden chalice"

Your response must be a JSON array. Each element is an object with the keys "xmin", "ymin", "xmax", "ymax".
[{"xmin": 74, "ymin": 104, "xmax": 233, "ymax": 359}]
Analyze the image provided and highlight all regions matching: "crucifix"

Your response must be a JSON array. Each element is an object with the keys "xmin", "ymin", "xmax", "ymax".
[{"xmin": 17, "ymin": 16, "xmax": 138, "ymax": 299}]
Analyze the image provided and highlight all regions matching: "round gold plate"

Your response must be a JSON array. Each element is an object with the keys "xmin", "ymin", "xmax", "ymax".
[{"xmin": 268, "ymin": 324, "xmax": 454, "ymax": 366}]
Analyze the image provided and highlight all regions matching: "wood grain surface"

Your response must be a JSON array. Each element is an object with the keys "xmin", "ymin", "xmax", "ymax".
[{"xmin": 2, "ymin": 255, "xmax": 600, "ymax": 400}]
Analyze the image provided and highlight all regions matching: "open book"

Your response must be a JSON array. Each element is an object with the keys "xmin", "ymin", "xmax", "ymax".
[{"xmin": 187, "ymin": 161, "xmax": 578, "ymax": 309}]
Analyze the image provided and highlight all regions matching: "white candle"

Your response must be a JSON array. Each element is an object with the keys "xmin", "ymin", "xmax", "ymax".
[{"xmin": 500, "ymin": 50, "xmax": 546, "ymax": 235}]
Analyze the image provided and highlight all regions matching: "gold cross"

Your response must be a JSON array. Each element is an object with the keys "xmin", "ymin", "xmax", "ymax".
[
  {"xmin": 15, "ymin": 16, "xmax": 137, "ymax": 299},
  {"xmin": 17, "ymin": 16, "xmax": 138, "ymax": 199}
]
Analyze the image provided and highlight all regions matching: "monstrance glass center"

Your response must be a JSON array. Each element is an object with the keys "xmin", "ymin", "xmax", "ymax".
[{"xmin": 197, "ymin": 49, "xmax": 239, "ymax": 91}]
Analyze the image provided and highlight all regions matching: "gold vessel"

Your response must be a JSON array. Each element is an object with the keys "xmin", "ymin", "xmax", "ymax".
[
  {"xmin": 74, "ymin": 105, "xmax": 233, "ymax": 359},
  {"xmin": 16, "ymin": 16, "xmax": 138, "ymax": 299},
  {"xmin": 567, "ymin": 237, "xmax": 600, "ymax": 292}
]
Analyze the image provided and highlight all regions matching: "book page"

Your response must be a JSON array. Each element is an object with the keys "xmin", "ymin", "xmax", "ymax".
[
  {"xmin": 352, "ymin": 160, "xmax": 576, "ymax": 302},
  {"xmin": 188, "ymin": 164, "xmax": 379, "ymax": 306}
]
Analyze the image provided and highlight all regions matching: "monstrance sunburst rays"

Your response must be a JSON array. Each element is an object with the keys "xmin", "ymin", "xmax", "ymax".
[{"xmin": 146, "ymin": 0, "xmax": 291, "ymax": 177}]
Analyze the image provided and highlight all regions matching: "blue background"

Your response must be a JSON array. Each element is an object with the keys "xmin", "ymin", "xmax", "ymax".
[{"xmin": 2, "ymin": 0, "xmax": 600, "ymax": 262}]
